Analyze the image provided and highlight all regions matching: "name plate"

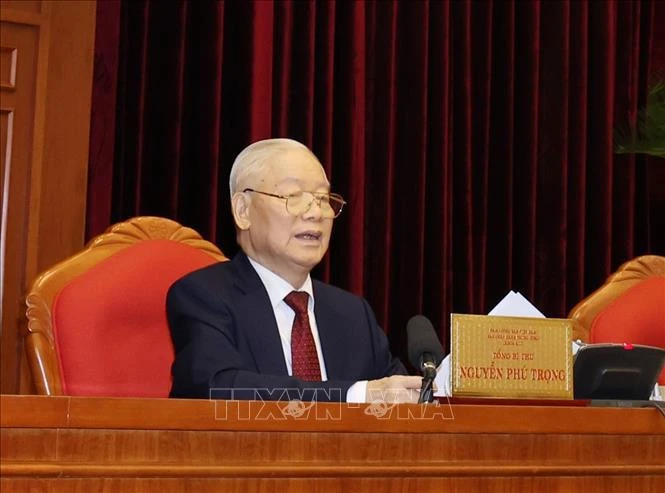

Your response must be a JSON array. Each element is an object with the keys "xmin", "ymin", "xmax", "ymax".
[{"xmin": 451, "ymin": 314, "xmax": 573, "ymax": 399}]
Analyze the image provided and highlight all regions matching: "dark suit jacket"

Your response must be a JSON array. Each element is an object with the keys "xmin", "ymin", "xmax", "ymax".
[{"xmin": 167, "ymin": 251, "xmax": 406, "ymax": 401}]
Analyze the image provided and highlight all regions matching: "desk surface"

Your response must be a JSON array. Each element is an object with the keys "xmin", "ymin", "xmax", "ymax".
[{"xmin": 1, "ymin": 394, "xmax": 664, "ymax": 493}]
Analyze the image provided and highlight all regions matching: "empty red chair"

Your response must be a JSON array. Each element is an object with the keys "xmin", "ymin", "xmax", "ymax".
[
  {"xmin": 25, "ymin": 216, "xmax": 227, "ymax": 397},
  {"xmin": 569, "ymin": 255, "xmax": 665, "ymax": 384}
]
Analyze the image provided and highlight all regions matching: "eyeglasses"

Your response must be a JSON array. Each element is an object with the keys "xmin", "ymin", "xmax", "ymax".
[{"xmin": 243, "ymin": 188, "xmax": 346, "ymax": 218}]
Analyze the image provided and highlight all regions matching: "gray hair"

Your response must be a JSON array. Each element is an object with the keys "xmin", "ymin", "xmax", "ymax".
[{"xmin": 228, "ymin": 138, "xmax": 317, "ymax": 198}]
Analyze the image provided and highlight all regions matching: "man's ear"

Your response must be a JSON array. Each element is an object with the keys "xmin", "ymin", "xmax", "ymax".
[{"xmin": 231, "ymin": 192, "xmax": 251, "ymax": 230}]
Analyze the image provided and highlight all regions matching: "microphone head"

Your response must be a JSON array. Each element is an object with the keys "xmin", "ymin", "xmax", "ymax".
[{"xmin": 407, "ymin": 315, "xmax": 445, "ymax": 369}]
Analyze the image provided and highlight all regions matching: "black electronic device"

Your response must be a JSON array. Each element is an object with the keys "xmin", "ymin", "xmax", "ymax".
[{"xmin": 573, "ymin": 343, "xmax": 665, "ymax": 400}]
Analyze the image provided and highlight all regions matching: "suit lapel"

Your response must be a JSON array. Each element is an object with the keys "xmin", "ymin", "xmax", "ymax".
[
  {"xmin": 230, "ymin": 253, "xmax": 289, "ymax": 376},
  {"xmin": 313, "ymin": 282, "xmax": 350, "ymax": 380}
]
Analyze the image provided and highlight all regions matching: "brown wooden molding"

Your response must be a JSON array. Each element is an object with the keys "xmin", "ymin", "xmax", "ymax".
[
  {"xmin": 2, "ymin": 395, "xmax": 664, "ymax": 435},
  {"xmin": 3, "ymin": 462, "xmax": 664, "ymax": 478}
]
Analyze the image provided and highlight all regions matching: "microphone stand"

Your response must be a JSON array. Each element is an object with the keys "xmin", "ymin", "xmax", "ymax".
[
  {"xmin": 418, "ymin": 376, "xmax": 434, "ymax": 404},
  {"xmin": 418, "ymin": 360, "xmax": 437, "ymax": 404}
]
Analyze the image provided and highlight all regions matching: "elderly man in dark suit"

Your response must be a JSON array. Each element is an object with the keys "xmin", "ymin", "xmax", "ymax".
[{"xmin": 167, "ymin": 138, "xmax": 421, "ymax": 402}]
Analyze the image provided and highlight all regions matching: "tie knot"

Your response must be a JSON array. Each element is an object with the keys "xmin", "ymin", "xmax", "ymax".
[{"xmin": 284, "ymin": 291, "xmax": 309, "ymax": 315}]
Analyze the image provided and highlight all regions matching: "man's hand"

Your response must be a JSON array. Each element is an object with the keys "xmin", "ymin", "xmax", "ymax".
[{"xmin": 366, "ymin": 375, "xmax": 424, "ymax": 403}]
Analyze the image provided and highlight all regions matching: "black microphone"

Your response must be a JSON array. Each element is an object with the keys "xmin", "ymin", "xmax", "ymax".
[{"xmin": 407, "ymin": 315, "xmax": 445, "ymax": 403}]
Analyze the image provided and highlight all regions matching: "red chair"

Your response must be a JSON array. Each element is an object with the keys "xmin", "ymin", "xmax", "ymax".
[
  {"xmin": 25, "ymin": 216, "xmax": 227, "ymax": 397},
  {"xmin": 569, "ymin": 255, "xmax": 665, "ymax": 384}
]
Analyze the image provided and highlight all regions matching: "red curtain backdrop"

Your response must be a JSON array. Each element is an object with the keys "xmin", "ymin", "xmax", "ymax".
[{"xmin": 87, "ymin": 0, "xmax": 664, "ymax": 361}]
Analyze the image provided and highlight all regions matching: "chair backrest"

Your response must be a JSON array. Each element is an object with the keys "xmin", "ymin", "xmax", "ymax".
[
  {"xmin": 568, "ymin": 255, "xmax": 665, "ymax": 384},
  {"xmin": 25, "ymin": 216, "xmax": 227, "ymax": 397}
]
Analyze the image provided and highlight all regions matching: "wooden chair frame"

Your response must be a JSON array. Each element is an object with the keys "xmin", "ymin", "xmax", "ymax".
[{"xmin": 25, "ymin": 216, "xmax": 226, "ymax": 395}]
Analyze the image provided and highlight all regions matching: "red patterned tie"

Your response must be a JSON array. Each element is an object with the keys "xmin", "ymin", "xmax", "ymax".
[{"xmin": 284, "ymin": 291, "xmax": 321, "ymax": 381}]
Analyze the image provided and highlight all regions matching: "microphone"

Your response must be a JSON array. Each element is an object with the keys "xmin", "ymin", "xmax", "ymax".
[{"xmin": 407, "ymin": 315, "xmax": 445, "ymax": 403}]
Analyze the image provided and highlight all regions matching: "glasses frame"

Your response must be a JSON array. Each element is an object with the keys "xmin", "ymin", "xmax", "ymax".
[{"xmin": 243, "ymin": 188, "xmax": 346, "ymax": 218}]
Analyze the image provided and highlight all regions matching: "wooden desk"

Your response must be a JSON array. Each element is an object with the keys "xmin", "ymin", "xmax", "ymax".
[{"xmin": 1, "ymin": 394, "xmax": 664, "ymax": 492}]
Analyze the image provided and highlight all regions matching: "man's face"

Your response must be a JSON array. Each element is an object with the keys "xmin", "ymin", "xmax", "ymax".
[{"xmin": 242, "ymin": 148, "xmax": 333, "ymax": 285}]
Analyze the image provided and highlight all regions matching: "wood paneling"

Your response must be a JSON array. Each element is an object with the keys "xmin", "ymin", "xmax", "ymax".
[
  {"xmin": 0, "ymin": 10, "xmax": 42, "ymax": 397},
  {"xmin": 1, "ymin": 395, "xmax": 664, "ymax": 492},
  {"xmin": 33, "ymin": 2, "xmax": 96, "ymax": 274},
  {"xmin": 1, "ymin": 477, "xmax": 663, "ymax": 493},
  {"xmin": 0, "ymin": 0, "xmax": 96, "ymax": 394},
  {"xmin": 0, "ymin": 1, "xmax": 43, "ymax": 14},
  {"xmin": 3, "ymin": 394, "xmax": 663, "ymax": 435},
  {"xmin": 0, "ymin": 47, "xmax": 17, "ymax": 88}
]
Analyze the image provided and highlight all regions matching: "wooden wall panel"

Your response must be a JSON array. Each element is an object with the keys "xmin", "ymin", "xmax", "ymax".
[
  {"xmin": 0, "ymin": 1, "xmax": 43, "ymax": 14},
  {"xmin": 0, "ymin": 1, "xmax": 96, "ymax": 394},
  {"xmin": 33, "ymin": 2, "xmax": 96, "ymax": 275},
  {"xmin": 0, "ymin": 9, "xmax": 43, "ymax": 396}
]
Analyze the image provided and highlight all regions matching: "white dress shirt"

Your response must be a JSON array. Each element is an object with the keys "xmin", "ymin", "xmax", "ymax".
[{"xmin": 247, "ymin": 257, "xmax": 367, "ymax": 402}]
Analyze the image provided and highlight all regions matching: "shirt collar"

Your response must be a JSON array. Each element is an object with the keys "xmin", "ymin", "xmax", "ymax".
[{"xmin": 246, "ymin": 256, "xmax": 314, "ymax": 310}]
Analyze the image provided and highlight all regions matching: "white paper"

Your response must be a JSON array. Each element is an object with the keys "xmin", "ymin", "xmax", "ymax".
[{"xmin": 488, "ymin": 290, "xmax": 545, "ymax": 318}]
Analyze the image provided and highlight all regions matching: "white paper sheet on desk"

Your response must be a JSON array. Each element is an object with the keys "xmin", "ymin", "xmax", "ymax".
[
  {"xmin": 487, "ymin": 290, "xmax": 545, "ymax": 318},
  {"xmin": 434, "ymin": 291, "xmax": 544, "ymax": 397}
]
